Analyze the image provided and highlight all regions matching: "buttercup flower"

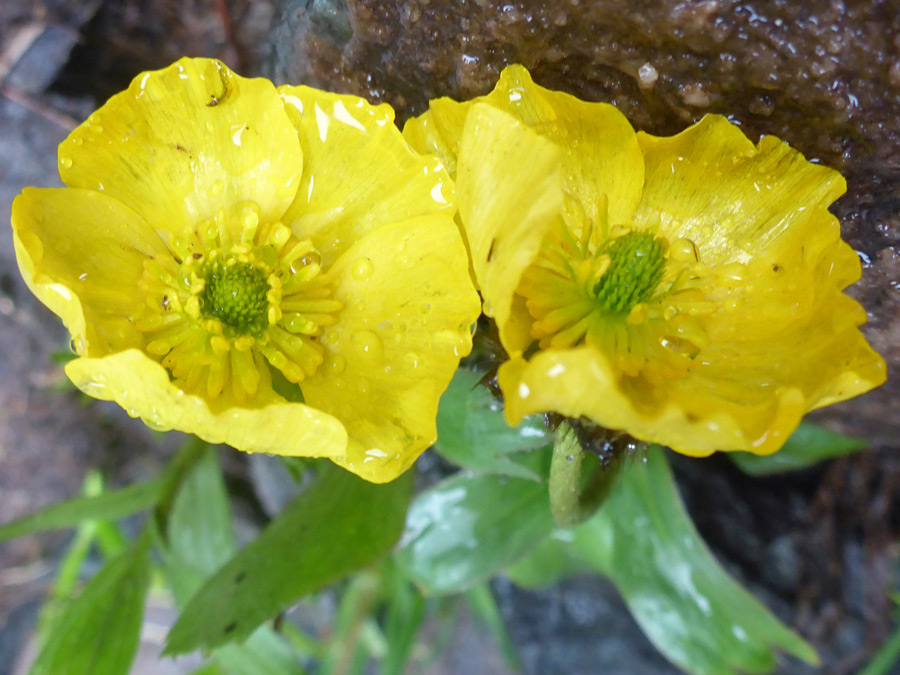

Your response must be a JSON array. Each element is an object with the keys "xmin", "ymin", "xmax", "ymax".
[
  {"xmin": 12, "ymin": 58, "xmax": 480, "ymax": 482},
  {"xmin": 404, "ymin": 65, "xmax": 886, "ymax": 457}
]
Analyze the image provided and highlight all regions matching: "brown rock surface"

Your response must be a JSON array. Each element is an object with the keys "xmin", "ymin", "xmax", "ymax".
[{"xmin": 266, "ymin": 0, "xmax": 900, "ymax": 443}]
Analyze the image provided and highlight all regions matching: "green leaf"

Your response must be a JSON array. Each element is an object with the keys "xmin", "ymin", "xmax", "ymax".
[
  {"xmin": 504, "ymin": 530, "xmax": 587, "ymax": 589},
  {"xmin": 0, "ymin": 439, "xmax": 205, "ymax": 544},
  {"xmin": 396, "ymin": 467, "xmax": 556, "ymax": 595},
  {"xmin": 163, "ymin": 447, "xmax": 307, "ymax": 674},
  {"xmin": 859, "ymin": 618, "xmax": 900, "ymax": 675},
  {"xmin": 434, "ymin": 369, "xmax": 549, "ymax": 479},
  {"xmin": 509, "ymin": 448, "xmax": 818, "ymax": 675},
  {"xmin": 29, "ymin": 530, "xmax": 153, "ymax": 675},
  {"xmin": 165, "ymin": 466, "xmax": 412, "ymax": 654},
  {"xmin": 729, "ymin": 422, "xmax": 866, "ymax": 475},
  {"xmin": 213, "ymin": 631, "xmax": 308, "ymax": 675},
  {"xmin": 36, "ymin": 472, "xmax": 128, "ymax": 644},
  {"xmin": 190, "ymin": 664, "xmax": 227, "ymax": 675},
  {"xmin": 0, "ymin": 479, "xmax": 161, "ymax": 543},
  {"xmin": 380, "ymin": 562, "xmax": 427, "ymax": 675},
  {"xmin": 165, "ymin": 446, "xmax": 236, "ymax": 603}
]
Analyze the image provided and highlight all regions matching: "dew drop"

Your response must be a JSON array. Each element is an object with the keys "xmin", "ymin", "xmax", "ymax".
[
  {"xmin": 325, "ymin": 329, "xmax": 339, "ymax": 344},
  {"xmin": 295, "ymin": 251, "xmax": 321, "ymax": 271},
  {"xmin": 326, "ymin": 353, "xmax": 347, "ymax": 375},
  {"xmin": 211, "ymin": 180, "xmax": 224, "ymax": 196},
  {"xmin": 60, "ymin": 157, "xmax": 73, "ymax": 169},
  {"xmin": 669, "ymin": 238, "xmax": 698, "ymax": 263},
  {"xmin": 352, "ymin": 257, "xmax": 374, "ymax": 281},
  {"xmin": 352, "ymin": 330, "xmax": 383, "ymax": 362},
  {"xmin": 80, "ymin": 380, "xmax": 107, "ymax": 396}
]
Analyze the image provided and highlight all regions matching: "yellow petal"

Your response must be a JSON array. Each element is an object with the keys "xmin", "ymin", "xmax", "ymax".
[
  {"xmin": 688, "ymin": 290, "xmax": 886, "ymax": 430},
  {"xmin": 59, "ymin": 58, "xmax": 303, "ymax": 239},
  {"xmin": 405, "ymin": 64, "xmax": 645, "ymax": 225},
  {"xmin": 499, "ymin": 348, "xmax": 765, "ymax": 455},
  {"xmin": 402, "ymin": 102, "xmax": 464, "ymax": 176},
  {"xmin": 65, "ymin": 349, "xmax": 348, "ymax": 457},
  {"xmin": 301, "ymin": 214, "xmax": 480, "ymax": 483},
  {"xmin": 11, "ymin": 187, "xmax": 168, "ymax": 356},
  {"xmin": 457, "ymin": 103, "xmax": 563, "ymax": 354},
  {"xmin": 500, "ymin": 288, "xmax": 885, "ymax": 457},
  {"xmin": 278, "ymin": 86, "xmax": 455, "ymax": 269},
  {"xmin": 634, "ymin": 114, "xmax": 846, "ymax": 265}
]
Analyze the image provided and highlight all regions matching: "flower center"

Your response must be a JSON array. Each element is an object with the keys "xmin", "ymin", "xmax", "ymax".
[
  {"xmin": 199, "ymin": 260, "xmax": 270, "ymax": 336},
  {"xmin": 517, "ymin": 197, "xmax": 719, "ymax": 381},
  {"xmin": 134, "ymin": 202, "xmax": 343, "ymax": 403},
  {"xmin": 593, "ymin": 232, "xmax": 666, "ymax": 315}
]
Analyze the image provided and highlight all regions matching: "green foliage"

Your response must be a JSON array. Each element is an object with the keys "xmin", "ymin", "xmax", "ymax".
[
  {"xmin": 0, "ymin": 440, "xmax": 204, "ymax": 543},
  {"xmin": 29, "ymin": 529, "xmax": 153, "ymax": 675},
  {"xmin": 165, "ymin": 464, "xmax": 413, "ymax": 654},
  {"xmin": 508, "ymin": 448, "xmax": 818, "ymax": 675},
  {"xmin": 164, "ymin": 447, "xmax": 237, "ymax": 601},
  {"xmin": 434, "ymin": 368, "xmax": 549, "ymax": 479},
  {"xmin": 396, "ymin": 466, "xmax": 556, "ymax": 595},
  {"xmin": 729, "ymin": 422, "xmax": 866, "ymax": 475},
  {"xmin": 163, "ymin": 445, "xmax": 312, "ymax": 674},
  {"xmin": 35, "ymin": 472, "xmax": 128, "ymax": 644},
  {"xmin": 12, "ymin": 358, "xmax": 858, "ymax": 675},
  {"xmin": 860, "ymin": 618, "xmax": 900, "ymax": 675},
  {"xmin": 0, "ymin": 478, "xmax": 161, "ymax": 543},
  {"xmin": 380, "ymin": 562, "xmax": 427, "ymax": 675}
]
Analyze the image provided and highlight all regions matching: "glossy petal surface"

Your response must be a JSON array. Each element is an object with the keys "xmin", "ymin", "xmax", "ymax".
[
  {"xmin": 414, "ymin": 64, "xmax": 886, "ymax": 457},
  {"xmin": 66, "ymin": 350, "xmax": 347, "ymax": 456},
  {"xmin": 457, "ymin": 104, "xmax": 563, "ymax": 353},
  {"xmin": 405, "ymin": 64, "xmax": 644, "ymax": 225},
  {"xmin": 12, "ymin": 187, "xmax": 167, "ymax": 356},
  {"xmin": 12, "ymin": 58, "xmax": 477, "ymax": 482},
  {"xmin": 279, "ymin": 86, "xmax": 455, "ymax": 269},
  {"xmin": 302, "ymin": 215, "xmax": 480, "ymax": 483},
  {"xmin": 59, "ymin": 58, "xmax": 303, "ymax": 238}
]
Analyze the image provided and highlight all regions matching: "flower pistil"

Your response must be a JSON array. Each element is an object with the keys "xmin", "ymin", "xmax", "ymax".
[
  {"xmin": 136, "ymin": 200, "xmax": 343, "ymax": 402},
  {"xmin": 519, "ymin": 198, "xmax": 723, "ymax": 383}
]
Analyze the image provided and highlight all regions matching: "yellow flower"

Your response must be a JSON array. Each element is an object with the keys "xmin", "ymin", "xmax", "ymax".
[
  {"xmin": 12, "ymin": 58, "xmax": 480, "ymax": 483},
  {"xmin": 404, "ymin": 65, "xmax": 886, "ymax": 457}
]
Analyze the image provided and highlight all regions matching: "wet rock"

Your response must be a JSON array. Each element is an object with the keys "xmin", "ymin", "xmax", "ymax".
[
  {"xmin": 491, "ymin": 576, "xmax": 680, "ymax": 674},
  {"xmin": 266, "ymin": 0, "xmax": 900, "ymax": 442}
]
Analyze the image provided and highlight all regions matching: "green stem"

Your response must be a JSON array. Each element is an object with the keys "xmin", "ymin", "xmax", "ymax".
[{"xmin": 548, "ymin": 422, "xmax": 626, "ymax": 527}]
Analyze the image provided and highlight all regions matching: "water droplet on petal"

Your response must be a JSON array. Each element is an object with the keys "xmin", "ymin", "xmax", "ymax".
[
  {"xmin": 352, "ymin": 257, "xmax": 374, "ymax": 281},
  {"xmin": 352, "ymin": 330, "xmax": 383, "ymax": 362},
  {"xmin": 326, "ymin": 353, "xmax": 346, "ymax": 375},
  {"xmin": 60, "ymin": 157, "xmax": 73, "ymax": 169}
]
